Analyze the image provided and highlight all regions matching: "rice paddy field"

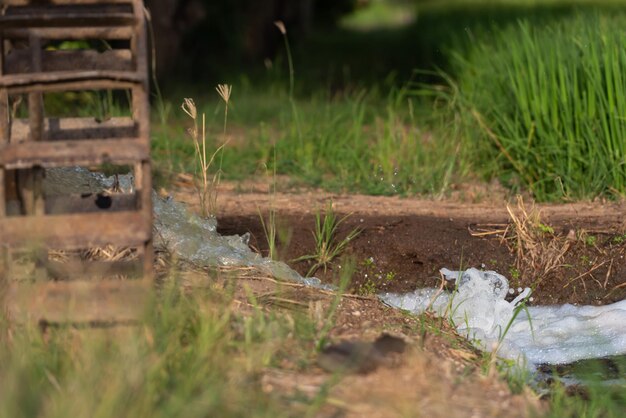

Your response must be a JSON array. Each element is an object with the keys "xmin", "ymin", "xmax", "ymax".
[{"xmin": 2, "ymin": 0, "xmax": 626, "ymax": 417}]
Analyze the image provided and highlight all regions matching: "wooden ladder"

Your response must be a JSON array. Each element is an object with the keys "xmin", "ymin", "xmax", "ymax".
[{"xmin": 0, "ymin": 0, "xmax": 153, "ymax": 325}]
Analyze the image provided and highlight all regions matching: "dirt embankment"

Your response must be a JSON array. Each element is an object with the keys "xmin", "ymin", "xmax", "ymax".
[{"xmin": 172, "ymin": 179, "xmax": 626, "ymax": 306}]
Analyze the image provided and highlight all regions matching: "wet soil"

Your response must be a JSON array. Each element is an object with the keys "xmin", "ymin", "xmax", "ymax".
[{"xmin": 172, "ymin": 177, "xmax": 626, "ymax": 306}]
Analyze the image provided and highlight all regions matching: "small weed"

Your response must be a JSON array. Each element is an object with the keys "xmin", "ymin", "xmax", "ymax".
[
  {"xmin": 258, "ymin": 207, "xmax": 277, "ymax": 260},
  {"xmin": 362, "ymin": 256, "xmax": 375, "ymax": 268},
  {"xmin": 612, "ymin": 234, "xmax": 626, "ymax": 244},
  {"xmin": 584, "ymin": 235, "xmax": 597, "ymax": 247},
  {"xmin": 509, "ymin": 266, "xmax": 520, "ymax": 280},
  {"xmin": 293, "ymin": 200, "xmax": 362, "ymax": 277},
  {"xmin": 580, "ymin": 255, "xmax": 592, "ymax": 266},
  {"xmin": 358, "ymin": 279, "xmax": 377, "ymax": 296},
  {"xmin": 384, "ymin": 271, "xmax": 397, "ymax": 282},
  {"xmin": 537, "ymin": 222, "xmax": 554, "ymax": 235}
]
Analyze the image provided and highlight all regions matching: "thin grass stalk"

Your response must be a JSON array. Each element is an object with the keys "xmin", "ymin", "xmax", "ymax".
[{"xmin": 274, "ymin": 21, "xmax": 302, "ymax": 145}]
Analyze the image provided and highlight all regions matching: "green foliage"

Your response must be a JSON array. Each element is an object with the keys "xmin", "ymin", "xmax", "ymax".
[
  {"xmin": 358, "ymin": 279, "xmax": 377, "ymax": 296},
  {"xmin": 152, "ymin": 86, "xmax": 469, "ymax": 197},
  {"xmin": 0, "ymin": 284, "xmax": 313, "ymax": 418},
  {"xmin": 452, "ymin": 13, "xmax": 626, "ymax": 200},
  {"xmin": 293, "ymin": 201, "xmax": 361, "ymax": 277},
  {"xmin": 258, "ymin": 206, "xmax": 278, "ymax": 260},
  {"xmin": 545, "ymin": 357, "xmax": 626, "ymax": 418}
]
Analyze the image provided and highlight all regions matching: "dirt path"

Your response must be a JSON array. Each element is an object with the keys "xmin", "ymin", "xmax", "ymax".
[{"xmin": 171, "ymin": 178, "xmax": 626, "ymax": 306}]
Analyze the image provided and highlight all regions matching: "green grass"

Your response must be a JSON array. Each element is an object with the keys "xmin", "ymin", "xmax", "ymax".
[
  {"xmin": 152, "ymin": 85, "xmax": 472, "ymax": 197},
  {"xmin": 544, "ymin": 358, "xmax": 626, "ymax": 418},
  {"xmin": 292, "ymin": 201, "xmax": 362, "ymax": 277},
  {"xmin": 153, "ymin": 2, "xmax": 626, "ymax": 201},
  {"xmin": 448, "ymin": 13, "xmax": 626, "ymax": 200},
  {"xmin": 0, "ymin": 280, "xmax": 323, "ymax": 418}
]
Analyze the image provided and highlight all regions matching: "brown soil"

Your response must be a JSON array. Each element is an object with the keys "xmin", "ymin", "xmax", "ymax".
[
  {"xmin": 171, "ymin": 177, "xmax": 626, "ymax": 306},
  {"xmin": 178, "ymin": 265, "xmax": 543, "ymax": 417}
]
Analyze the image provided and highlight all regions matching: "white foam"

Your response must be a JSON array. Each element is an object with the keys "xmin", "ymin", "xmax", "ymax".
[{"xmin": 380, "ymin": 268, "xmax": 626, "ymax": 367}]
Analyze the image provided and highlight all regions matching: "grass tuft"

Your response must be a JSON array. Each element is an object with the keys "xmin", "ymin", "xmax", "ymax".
[{"xmin": 293, "ymin": 201, "xmax": 361, "ymax": 277}]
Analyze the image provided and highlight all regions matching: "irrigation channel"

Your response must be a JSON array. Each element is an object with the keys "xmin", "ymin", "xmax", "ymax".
[{"xmin": 51, "ymin": 168, "xmax": 626, "ymax": 387}]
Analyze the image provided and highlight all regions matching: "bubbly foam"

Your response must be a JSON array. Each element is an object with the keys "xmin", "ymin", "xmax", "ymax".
[{"xmin": 380, "ymin": 268, "xmax": 626, "ymax": 367}]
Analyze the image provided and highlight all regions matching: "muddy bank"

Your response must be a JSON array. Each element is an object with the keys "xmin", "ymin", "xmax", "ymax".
[{"xmin": 172, "ymin": 180, "xmax": 626, "ymax": 306}]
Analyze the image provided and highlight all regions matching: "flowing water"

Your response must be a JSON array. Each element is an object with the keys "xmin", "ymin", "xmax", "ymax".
[
  {"xmin": 380, "ymin": 268, "xmax": 626, "ymax": 370},
  {"xmin": 48, "ymin": 167, "xmax": 626, "ymax": 384}
]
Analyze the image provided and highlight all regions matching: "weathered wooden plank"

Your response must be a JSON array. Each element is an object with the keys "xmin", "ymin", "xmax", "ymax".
[
  {"xmin": 2, "ymin": 27, "xmax": 134, "ymax": 41},
  {"xmin": 6, "ymin": 193, "xmax": 139, "ymax": 215},
  {"xmin": 0, "ymin": 210, "xmax": 151, "ymax": 248},
  {"xmin": 137, "ymin": 160, "xmax": 152, "ymax": 279},
  {"xmin": 3, "ymin": 79, "xmax": 137, "ymax": 95},
  {"xmin": 46, "ymin": 193, "xmax": 138, "ymax": 214},
  {"xmin": 3, "ymin": 1, "xmax": 135, "ymax": 5},
  {"xmin": 10, "ymin": 117, "xmax": 137, "ymax": 142},
  {"xmin": 0, "ymin": 70, "xmax": 143, "ymax": 88},
  {"xmin": 5, "ymin": 279, "xmax": 151, "ymax": 324},
  {"xmin": 0, "ymin": 168, "xmax": 5, "ymax": 217},
  {"xmin": 5, "ymin": 49, "xmax": 133, "ymax": 74},
  {"xmin": 0, "ymin": 138, "xmax": 149, "ymax": 169},
  {"xmin": 0, "ymin": 89, "xmax": 8, "ymax": 143},
  {"xmin": 46, "ymin": 259, "xmax": 143, "ymax": 280},
  {"xmin": 0, "ymin": 5, "xmax": 136, "ymax": 29}
]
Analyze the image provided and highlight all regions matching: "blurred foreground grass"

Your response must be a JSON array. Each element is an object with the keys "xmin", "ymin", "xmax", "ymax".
[
  {"xmin": 2, "ymin": 271, "xmax": 624, "ymax": 418},
  {"xmin": 0, "ymin": 279, "xmax": 321, "ymax": 418}
]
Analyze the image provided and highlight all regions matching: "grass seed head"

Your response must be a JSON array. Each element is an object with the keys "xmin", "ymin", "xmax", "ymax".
[
  {"xmin": 216, "ymin": 84, "xmax": 232, "ymax": 105},
  {"xmin": 181, "ymin": 97, "xmax": 197, "ymax": 120},
  {"xmin": 273, "ymin": 20, "xmax": 287, "ymax": 35}
]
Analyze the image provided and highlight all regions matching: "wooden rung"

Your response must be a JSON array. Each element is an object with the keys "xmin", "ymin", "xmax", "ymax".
[
  {"xmin": 46, "ymin": 193, "xmax": 139, "ymax": 215},
  {"xmin": 3, "ymin": 79, "xmax": 140, "ymax": 95},
  {"xmin": 6, "ymin": 193, "xmax": 140, "ymax": 216},
  {"xmin": 6, "ymin": 49, "xmax": 134, "ymax": 74},
  {"xmin": 5, "ymin": 279, "xmax": 152, "ymax": 324},
  {"xmin": 0, "ymin": 7, "xmax": 136, "ymax": 30},
  {"xmin": 2, "ymin": 26, "xmax": 134, "ymax": 41},
  {"xmin": 0, "ymin": 210, "xmax": 151, "ymax": 249},
  {"xmin": 3, "ymin": 1, "xmax": 136, "ymax": 5},
  {"xmin": 0, "ymin": 138, "xmax": 149, "ymax": 169},
  {"xmin": 10, "ymin": 117, "xmax": 137, "ymax": 142},
  {"xmin": 47, "ymin": 259, "xmax": 143, "ymax": 280},
  {"xmin": 0, "ymin": 70, "xmax": 143, "ymax": 88}
]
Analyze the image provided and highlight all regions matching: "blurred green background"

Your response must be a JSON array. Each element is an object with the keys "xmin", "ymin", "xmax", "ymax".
[{"xmin": 144, "ymin": 0, "xmax": 626, "ymax": 201}]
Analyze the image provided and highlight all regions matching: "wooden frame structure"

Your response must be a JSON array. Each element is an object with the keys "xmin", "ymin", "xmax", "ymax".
[{"xmin": 0, "ymin": 0, "xmax": 152, "ymax": 324}]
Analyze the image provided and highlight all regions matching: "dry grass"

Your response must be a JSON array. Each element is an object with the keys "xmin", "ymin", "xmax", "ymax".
[
  {"xmin": 504, "ymin": 196, "xmax": 572, "ymax": 288},
  {"xmin": 181, "ymin": 91, "xmax": 231, "ymax": 218}
]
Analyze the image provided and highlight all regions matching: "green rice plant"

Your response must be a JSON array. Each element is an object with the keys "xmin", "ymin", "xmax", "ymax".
[
  {"xmin": 453, "ymin": 13, "xmax": 626, "ymax": 200},
  {"xmin": 293, "ymin": 201, "xmax": 361, "ymax": 277}
]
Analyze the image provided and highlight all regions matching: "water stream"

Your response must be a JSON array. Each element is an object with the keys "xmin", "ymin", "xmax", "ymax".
[
  {"xmin": 380, "ymin": 268, "xmax": 626, "ymax": 370},
  {"xmin": 47, "ymin": 168, "xmax": 626, "ymax": 382},
  {"xmin": 150, "ymin": 189, "xmax": 626, "ymax": 376}
]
